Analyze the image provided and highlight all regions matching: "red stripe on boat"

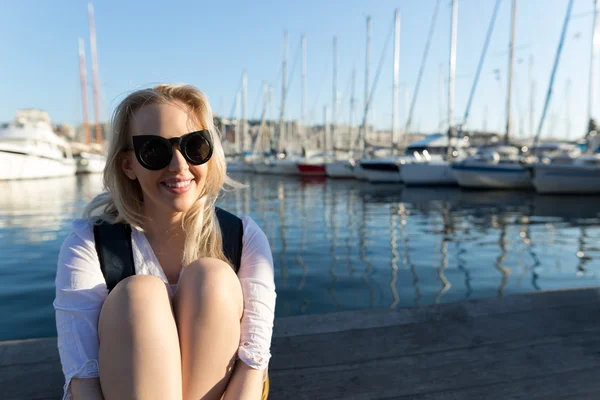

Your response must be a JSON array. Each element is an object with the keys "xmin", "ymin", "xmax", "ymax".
[{"xmin": 297, "ymin": 164, "xmax": 326, "ymax": 176}]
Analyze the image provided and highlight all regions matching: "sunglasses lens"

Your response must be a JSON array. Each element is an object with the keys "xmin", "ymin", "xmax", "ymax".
[
  {"xmin": 139, "ymin": 137, "xmax": 171, "ymax": 169},
  {"xmin": 185, "ymin": 133, "xmax": 212, "ymax": 164}
]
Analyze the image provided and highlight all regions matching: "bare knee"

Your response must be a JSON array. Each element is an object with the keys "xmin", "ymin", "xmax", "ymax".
[
  {"xmin": 99, "ymin": 275, "xmax": 171, "ymax": 338},
  {"xmin": 175, "ymin": 258, "xmax": 243, "ymax": 318}
]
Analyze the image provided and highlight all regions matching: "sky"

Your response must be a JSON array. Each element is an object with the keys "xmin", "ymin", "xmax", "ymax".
[{"xmin": 0, "ymin": 0, "xmax": 597, "ymax": 140}]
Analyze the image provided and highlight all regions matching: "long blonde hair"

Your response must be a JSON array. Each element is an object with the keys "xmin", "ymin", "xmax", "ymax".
[{"xmin": 85, "ymin": 84, "xmax": 241, "ymax": 266}]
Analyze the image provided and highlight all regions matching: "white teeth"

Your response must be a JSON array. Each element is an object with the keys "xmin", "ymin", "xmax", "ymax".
[{"xmin": 164, "ymin": 180, "xmax": 191, "ymax": 188}]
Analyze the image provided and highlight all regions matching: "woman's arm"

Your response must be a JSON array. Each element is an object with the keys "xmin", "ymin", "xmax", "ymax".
[
  {"xmin": 222, "ymin": 361, "xmax": 265, "ymax": 400},
  {"xmin": 71, "ymin": 378, "xmax": 104, "ymax": 400},
  {"xmin": 233, "ymin": 217, "xmax": 277, "ymax": 396},
  {"xmin": 54, "ymin": 220, "xmax": 108, "ymax": 400}
]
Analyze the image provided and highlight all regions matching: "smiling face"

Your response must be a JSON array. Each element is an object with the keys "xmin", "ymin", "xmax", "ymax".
[{"xmin": 120, "ymin": 101, "xmax": 208, "ymax": 218}]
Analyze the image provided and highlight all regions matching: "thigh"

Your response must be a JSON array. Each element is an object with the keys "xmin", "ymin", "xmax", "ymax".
[{"xmin": 99, "ymin": 275, "xmax": 182, "ymax": 400}]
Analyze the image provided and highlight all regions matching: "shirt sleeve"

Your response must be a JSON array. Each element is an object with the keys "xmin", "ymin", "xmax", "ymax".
[
  {"xmin": 53, "ymin": 219, "xmax": 108, "ymax": 400},
  {"xmin": 236, "ymin": 217, "xmax": 277, "ymax": 371}
]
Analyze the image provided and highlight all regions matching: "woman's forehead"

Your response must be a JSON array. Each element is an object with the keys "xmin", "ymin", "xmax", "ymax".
[{"xmin": 130, "ymin": 102, "xmax": 200, "ymax": 137}]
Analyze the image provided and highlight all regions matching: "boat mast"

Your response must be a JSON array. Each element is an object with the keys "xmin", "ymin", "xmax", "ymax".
[
  {"xmin": 362, "ymin": 16, "xmax": 372, "ymax": 157},
  {"xmin": 332, "ymin": 36, "xmax": 338, "ymax": 154},
  {"xmin": 88, "ymin": 3, "xmax": 102, "ymax": 145},
  {"xmin": 505, "ymin": 0, "xmax": 517, "ymax": 145},
  {"xmin": 302, "ymin": 35, "xmax": 307, "ymax": 152},
  {"xmin": 588, "ymin": 0, "xmax": 600, "ymax": 137},
  {"xmin": 349, "ymin": 69, "xmax": 356, "ymax": 153},
  {"xmin": 235, "ymin": 91, "xmax": 241, "ymax": 154},
  {"xmin": 242, "ymin": 71, "xmax": 247, "ymax": 154},
  {"xmin": 78, "ymin": 38, "xmax": 91, "ymax": 145},
  {"xmin": 324, "ymin": 105, "xmax": 330, "ymax": 152},
  {"xmin": 566, "ymin": 79, "xmax": 572, "ymax": 139},
  {"xmin": 529, "ymin": 55, "xmax": 535, "ymax": 136},
  {"xmin": 392, "ymin": 9, "xmax": 400, "ymax": 153},
  {"xmin": 279, "ymin": 31, "xmax": 289, "ymax": 153},
  {"xmin": 448, "ymin": 0, "xmax": 457, "ymax": 156}
]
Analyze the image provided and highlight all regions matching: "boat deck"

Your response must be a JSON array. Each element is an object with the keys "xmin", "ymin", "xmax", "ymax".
[{"xmin": 2, "ymin": 288, "xmax": 600, "ymax": 399}]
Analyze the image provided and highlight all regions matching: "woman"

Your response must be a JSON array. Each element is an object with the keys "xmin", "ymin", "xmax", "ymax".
[{"xmin": 54, "ymin": 84, "xmax": 276, "ymax": 400}]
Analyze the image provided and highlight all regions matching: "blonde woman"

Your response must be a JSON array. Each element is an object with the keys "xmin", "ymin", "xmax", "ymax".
[{"xmin": 54, "ymin": 84, "xmax": 276, "ymax": 399}]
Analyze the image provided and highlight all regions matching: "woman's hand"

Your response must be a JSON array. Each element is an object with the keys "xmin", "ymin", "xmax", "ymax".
[
  {"xmin": 71, "ymin": 377, "xmax": 104, "ymax": 400},
  {"xmin": 222, "ymin": 361, "xmax": 265, "ymax": 400}
]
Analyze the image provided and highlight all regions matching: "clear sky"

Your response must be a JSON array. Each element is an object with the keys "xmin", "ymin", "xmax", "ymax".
[{"xmin": 0, "ymin": 0, "xmax": 596, "ymax": 139}]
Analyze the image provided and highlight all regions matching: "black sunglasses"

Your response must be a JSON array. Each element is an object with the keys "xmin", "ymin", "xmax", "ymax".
[{"xmin": 131, "ymin": 130, "xmax": 213, "ymax": 170}]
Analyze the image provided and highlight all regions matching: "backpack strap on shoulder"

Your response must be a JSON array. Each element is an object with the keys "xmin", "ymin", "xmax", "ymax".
[
  {"xmin": 93, "ymin": 220, "xmax": 135, "ymax": 292},
  {"xmin": 215, "ymin": 207, "xmax": 244, "ymax": 273}
]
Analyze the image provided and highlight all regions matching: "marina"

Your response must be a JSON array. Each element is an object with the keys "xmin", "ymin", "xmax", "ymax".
[{"xmin": 4, "ymin": 0, "xmax": 600, "ymax": 398}]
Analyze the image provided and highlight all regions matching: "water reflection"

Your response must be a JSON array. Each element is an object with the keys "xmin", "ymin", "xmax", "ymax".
[
  {"xmin": 2, "ymin": 172, "xmax": 600, "ymax": 341},
  {"xmin": 223, "ymin": 174, "xmax": 600, "ymax": 316}
]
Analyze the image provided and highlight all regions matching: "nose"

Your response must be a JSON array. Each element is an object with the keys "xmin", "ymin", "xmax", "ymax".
[{"xmin": 168, "ymin": 144, "xmax": 189, "ymax": 172}]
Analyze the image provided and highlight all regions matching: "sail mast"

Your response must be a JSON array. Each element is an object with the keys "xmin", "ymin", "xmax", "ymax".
[
  {"xmin": 88, "ymin": 3, "xmax": 102, "ymax": 144},
  {"xmin": 448, "ymin": 0, "xmax": 458, "ymax": 155},
  {"xmin": 362, "ymin": 16, "xmax": 372, "ymax": 157},
  {"xmin": 505, "ymin": 0, "xmax": 517, "ymax": 145},
  {"xmin": 332, "ymin": 36, "xmax": 338, "ymax": 154},
  {"xmin": 392, "ymin": 9, "xmax": 400, "ymax": 152},
  {"xmin": 242, "ymin": 71, "xmax": 247, "ymax": 154},
  {"xmin": 279, "ymin": 31, "xmax": 288, "ymax": 152},
  {"xmin": 78, "ymin": 38, "xmax": 91, "ymax": 145},
  {"xmin": 588, "ymin": 0, "xmax": 600, "ymax": 135},
  {"xmin": 301, "ymin": 35, "xmax": 307, "ymax": 147}
]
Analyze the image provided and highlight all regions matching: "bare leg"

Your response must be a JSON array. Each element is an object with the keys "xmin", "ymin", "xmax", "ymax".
[
  {"xmin": 174, "ymin": 258, "xmax": 243, "ymax": 400},
  {"xmin": 98, "ymin": 275, "xmax": 182, "ymax": 400}
]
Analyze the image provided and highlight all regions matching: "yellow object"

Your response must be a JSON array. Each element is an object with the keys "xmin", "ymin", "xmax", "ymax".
[{"xmin": 262, "ymin": 375, "xmax": 269, "ymax": 400}]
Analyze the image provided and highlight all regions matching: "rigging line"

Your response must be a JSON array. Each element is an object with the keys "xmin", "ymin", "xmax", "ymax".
[
  {"xmin": 357, "ymin": 14, "xmax": 395, "ymax": 146},
  {"xmin": 534, "ymin": 0, "xmax": 575, "ymax": 147},
  {"xmin": 309, "ymin": 63, "xmax": 330, "ymax": 125},
  {"xmin": 228, "ymin": 73, "xmax": 244, "ymax": 120},
  {"xmin": 283, "ymin": 37, "xmax": 303, "ymax": 104},
  {"xmin": 405, "ymin": 0, "xmax": 442, "ymax": 131},
  {"xmin": 460, "ymin": 0, "xmax": 502, "ymax": 130},
  {"xmin": 336, "ymin": 71, "xmax": 354, "ymax": 123}
]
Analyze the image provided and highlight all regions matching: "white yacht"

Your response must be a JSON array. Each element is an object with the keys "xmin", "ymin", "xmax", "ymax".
[
  {"xmin": 0, "ymin": 109, "xmax": 76, "ymax": 180},
  {"xmin": 451, "ymin": 146, "xmax": 532, "ymax": 189},
  {"xmin": 400, "ymin": 134, "xmax": 467, "ymax": 186}
]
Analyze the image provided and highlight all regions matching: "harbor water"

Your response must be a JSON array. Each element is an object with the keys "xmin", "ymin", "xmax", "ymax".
[{"xmin": 1, "ymin": 172, "xmax": 599, "ymax": 341}]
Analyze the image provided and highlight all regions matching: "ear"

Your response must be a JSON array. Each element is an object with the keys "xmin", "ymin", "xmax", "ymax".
[{"xmin": 120, "ymin": 152, "xmax": 137, "ymax": 180}]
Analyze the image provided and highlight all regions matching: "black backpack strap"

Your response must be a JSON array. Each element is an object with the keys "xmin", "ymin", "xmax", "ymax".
[
  {"xmin": 93, "ymin": 220, "xmax": 135, "ymax": 292},
  {"xmin": 215, "ymin": 207, "xmax": 244, "ymax": 273}
]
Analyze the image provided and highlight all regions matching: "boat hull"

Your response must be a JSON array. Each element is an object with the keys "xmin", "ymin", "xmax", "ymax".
[
  {"xmin": 76, "ymin": 156, "xmax": 105, "ymax": 174},
  {"xmin": 269, "ymin": 160, "xmax": 300, "ymax": 175},
  {"xmin": 452, "ymin": 163, "xmax": 532, "ymax": 189},
  {"xmin": 297, "ymin": 163, "xmax": 326, "ymax": 176},
  {"xmin": 531, "ymin": 164, "xmax": 600, "ymax": 194},
  {"xmin": 401, "ymin": 161, "xmax": 457, "ymax": 186},
  {"xmin": 360, "ymin": 162, "xmax": 402, "ymax": 183},
  {"xmin": 0, "ymin": 151, "xmax": 76, "ymax": 180},
  {"xmin": 326, "ymin": 160, "xmax": 355, "ymax": 178}
]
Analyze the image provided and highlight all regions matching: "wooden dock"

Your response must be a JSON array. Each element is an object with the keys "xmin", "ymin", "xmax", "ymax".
[{"xmin": 2, "ymin": 288, "xmax": 600, "ymax": 399}]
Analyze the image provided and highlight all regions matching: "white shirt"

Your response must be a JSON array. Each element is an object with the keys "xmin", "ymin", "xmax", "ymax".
[{"xmin": 53, "ymin": 216, "xmax": 276, "ymax": 400}]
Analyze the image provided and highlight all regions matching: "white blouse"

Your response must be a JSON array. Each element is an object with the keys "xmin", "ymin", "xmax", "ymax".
[{"xmin": 53, "ymin": 216, "xmax": 276, "ymax": 400}]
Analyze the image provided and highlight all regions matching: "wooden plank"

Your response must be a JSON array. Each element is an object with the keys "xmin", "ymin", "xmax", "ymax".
[
  {"xmin": 0, "ymin": 361, "xmax": 63, "ymax": 400},
  {"xmin": 273, "ymin": 287, "xmax": 600, "ymax": 337},
  {"xmin": 269, "ymin": 333, "xmax": 600, "ymax": 399},
  {"xmin": 271, "ymin": 302, "xmax": 600, "ymax": 370},
  {"xmin": 390, "ymin": 367, "xmax": 600, "ymax": 400}
]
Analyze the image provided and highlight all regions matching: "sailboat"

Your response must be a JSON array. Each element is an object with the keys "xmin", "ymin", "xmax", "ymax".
[
  {"xmin": 74, "ymin": 4, "xmax": 106, "ymax": 174},
  {"xmin": 530, "ymin": 0, "xmax": 600, "ymax": 194},
  {"xmin": 401, "ymin": 0, "xmax": 460, "ymax": 186},
  {"xmin": 451, "ymin": 0, "xmax": 529, "ymax": 190}
]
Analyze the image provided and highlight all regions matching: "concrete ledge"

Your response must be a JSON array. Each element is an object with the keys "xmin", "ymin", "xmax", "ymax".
[{"xmin": 3, "ymin": 288, "xmax": 600, "ymax": 399}]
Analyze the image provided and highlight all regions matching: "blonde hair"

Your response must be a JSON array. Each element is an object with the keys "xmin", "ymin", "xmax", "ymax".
[{"xmin": 85, "ymin": 84, "xmax": 241, "ymax": 266}]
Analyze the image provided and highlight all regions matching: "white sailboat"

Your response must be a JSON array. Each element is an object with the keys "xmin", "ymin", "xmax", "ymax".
[
  {"xmin": 401, "ymin": 0, "xmax": 459, "ymax": 186},
  {"xmin": 530, "ymin": 0, "xmax": 599, "ymax": 194},
  {"xmin": 0, "ymin": 109, "xmax": 77, "ymax": 180},
  {"xmin": 452, "ymin": 0, "xmax": 526, "ymax": 190}
]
